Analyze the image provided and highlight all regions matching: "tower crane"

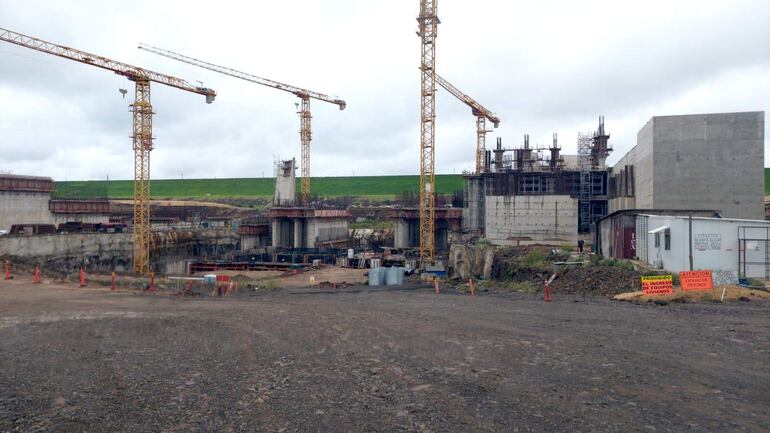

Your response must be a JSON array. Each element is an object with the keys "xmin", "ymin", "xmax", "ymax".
[
  {"xmin": 137, "ymin": 43, "xmax": 346, "ymax": 205},
  {"xmin": 417, "ymin": 0, "xmax": 439, "ymax": 263},
  {"xmin": 0, "ymin": 27, "xmax": 216, "ymax": 275},
  {"xmin": 434, "ymin": 73, "xmax": 500, "ymax": 173}
]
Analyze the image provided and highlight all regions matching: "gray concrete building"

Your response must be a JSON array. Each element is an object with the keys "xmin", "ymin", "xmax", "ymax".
[
  {"xmin": 461, "ymin": 125, "xmax": 610, "ymax": 245},
  {"xmin": 610, "ymin": 111, "xmax": 765, "ymax": 220}
]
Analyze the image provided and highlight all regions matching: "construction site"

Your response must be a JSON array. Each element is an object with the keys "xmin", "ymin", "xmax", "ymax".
[{"xmin": 1, "ymin": 2, "xmax": 769, "ymax": 432}]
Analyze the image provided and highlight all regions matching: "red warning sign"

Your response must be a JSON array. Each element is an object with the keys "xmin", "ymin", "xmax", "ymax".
[
  {"xmin": 679, "ymin": 270, "xmax": 713, "ymax": 291},
  {"xmin": 641, "ymin": 275, "xmax": 673, "ymax": 295}
]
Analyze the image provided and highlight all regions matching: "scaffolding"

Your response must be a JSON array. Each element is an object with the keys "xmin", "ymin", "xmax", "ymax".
[{"xmin": 578, "ymin": 132, "xmax": 593, "ymax": 233}]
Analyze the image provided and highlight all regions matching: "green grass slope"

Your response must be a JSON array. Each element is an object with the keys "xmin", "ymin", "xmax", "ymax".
[{"xmin": 53, "ymin": 174, "xmax": 465, "ymax": 200}]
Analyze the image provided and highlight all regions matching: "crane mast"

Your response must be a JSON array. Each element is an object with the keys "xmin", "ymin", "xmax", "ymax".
[
  {"xmin": 434, "ymin": 73, "xmax": 500, "ymax": 173},
  {"xmin": 0, "ymin": 28, "xmax": 216, "ymax": 275},
  {"xmin": 417, "ymin": 0, "xmax": 439, "ymax": 263},
  {"xmin": 138, "ymin": 43, "xmax": 346, "ymax": 205}
]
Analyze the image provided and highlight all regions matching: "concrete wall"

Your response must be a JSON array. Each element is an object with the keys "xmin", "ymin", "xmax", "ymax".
[
  {"xmin": 485, "ymin": 195, "xmax": 579, "ymax": 244},
  {"xmin": 0, "ymin": 191, "xmax": 55, "ymax": 230},
  {"xmin": 52, "ymin": 214, "xmax": 109, "ymax": 226},
  {"xmin": 240, "ymin": 234, "xmax": 270, "ymax": 251},
  {"xmin": 609, "ymin": 118, "xmax": 654, "ymax": 212},
  {"xmin": 611, "ymin": 111, "xmax": 764, "ymax": 220},
  {"xmin": 643, "ymin": 214, "xmax": 770, "ymax": 278},
  {"xmin": 651, "ymin": 112, "xmax": 764, "ymax": 220},
  {"xmin": 0, "ymin": 232, "xmax": 131, "ymax": 258},
  {"xmin": 307, "ymin": 218, "xmax": 348, "ymax": 248},
  {"xmin": 0, "ymin": 229, "xmax": 239, "ymax": 273}
]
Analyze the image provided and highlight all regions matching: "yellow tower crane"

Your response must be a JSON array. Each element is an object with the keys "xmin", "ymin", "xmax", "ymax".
[
  {"xmin": 417, "ymin": 0, "xmax": 440, "ymax": 263},
  {"xmin": 137, "ymin": 44, "xmax": 346, "ymax": 206},
  {"xmin": 435, "ymin": 73, "xmax": 500, "ymax": 173},
  {"xmin": 0, "ymin": 28, "xmax": 216, "ymax": 275}
]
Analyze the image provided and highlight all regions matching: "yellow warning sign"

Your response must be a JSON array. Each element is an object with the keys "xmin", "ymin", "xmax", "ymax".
[{"xmin": 641, "ymin": 275, "xmax": 673, "ymax": 295}]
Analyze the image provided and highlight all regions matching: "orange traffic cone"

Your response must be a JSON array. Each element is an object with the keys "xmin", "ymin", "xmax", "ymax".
[
  {"xmin": 34, "ymin": 266, "xmax": 40, "ymax": 284},
  {"xmin": 79, "ymin": 267, "xmax": 86, "ymax": 288}
]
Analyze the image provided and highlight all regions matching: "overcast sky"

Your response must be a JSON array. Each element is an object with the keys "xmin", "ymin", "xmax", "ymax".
[{"xmin": 1, "ymin": 0, "xmax": 768, "ymax": 181}]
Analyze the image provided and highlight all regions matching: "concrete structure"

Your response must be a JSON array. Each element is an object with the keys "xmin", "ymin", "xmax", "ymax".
[
  {"xmin": 390, "ymin": 208, "xmax": 462, "ymax": 251},
  {"xmin": 0, "ymin": 174, "xmax": 56, "ymax": 230},
  {"xmin": 0, "ymin": 228, "xmax": 238, "ymax": 273},
  {"xmin": 485, "ymin": 195, "xmax": 578, "ymax": 244},
  {"xmin": 462, "ymin": 175, "xmax": 484, "ymax": 236},
  {"xmin": 269, "ymin": 208, "xmax": 350, "ymax": 249},
  {"xmin": 463, "ymin": 125, "xmax": 610, "ymax": 243},
  {"xmin": 636, "ymin": 214, "xmax": 770, "ymax": 279},
  {"xmin": 49, "ymin": 199, "xmax": 111, "ymax": 226},
  {"xmin": 274, "ymin": 159, "xmax": 297, "ymax": 206},
  {"xmin": 0, "ymin": 175, "xmax": 112, "ymax": 231},
  {"xmin": 610, "ymin": 111, "xmax": 764, "ymax": 220},
  {"xmin": 238, "ymin": 222, "xmax": 270, "ymax": 251}
]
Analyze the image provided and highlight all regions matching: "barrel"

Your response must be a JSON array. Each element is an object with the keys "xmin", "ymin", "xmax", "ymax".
[
  {"xmin": 368, "ymin": 267, "xmax": 385, "ymax": 286},
  {"xmin": 386, "ymin": 267, "xmax": 405, "ymax": 286}
]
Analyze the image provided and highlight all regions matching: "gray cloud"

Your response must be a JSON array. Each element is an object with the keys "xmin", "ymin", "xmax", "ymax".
[{"xmin": 0, "ymin": 0, "xmax": 768, "ymax": 181}]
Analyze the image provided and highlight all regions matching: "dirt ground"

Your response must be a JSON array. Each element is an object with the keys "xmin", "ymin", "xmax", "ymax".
[
  {"xmin": 213, "ymin": 266, "xmax": 369, "ymax": 290},
  {"xmin": 1, "ymin": 276, "xmax": 769, "ymax": 432},
  {"xmin": 614, "ymin": 285, "xmax": 770, "ymax": 303}
]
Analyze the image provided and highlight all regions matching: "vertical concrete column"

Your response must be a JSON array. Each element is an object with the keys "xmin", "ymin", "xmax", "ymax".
[
  {"xmin": 466, "ymin": 177, "xmax": 484, "ymax": 232},
  {"xmin": 436, "ymin": 227, "xmax": 447, "ymax": 251},
  {"xmin": 293, "ymin": 219, "xmax": 303, "ymax": 248},
  {"xmin": 394, "ymin": 219, "xmax": 408, "ymax": 249},
  {"xmin": 306, "ymin": 220, "xmax": 317, "ymax": 249},
  {"xmin": 272, "ymin": 220, "xmax": 280, "ymax": 247},
  {"xmin": 404, "ymin": 220, "xmax": 420, "ymax": 248}
]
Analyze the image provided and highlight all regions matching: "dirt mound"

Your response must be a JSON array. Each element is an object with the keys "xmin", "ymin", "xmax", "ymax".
[
  {"xmin": 490, "ymin": 246, "xmax": 641, "ymax": 297},
  {"xmin": 550, "ymin": 266, "xmax": 641, "ymax": 297}
]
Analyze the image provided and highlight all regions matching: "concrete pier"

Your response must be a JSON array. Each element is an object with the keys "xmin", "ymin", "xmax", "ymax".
[{"xmin": 269, "ymin": 208, "xmax": 351, "ymax": 249}]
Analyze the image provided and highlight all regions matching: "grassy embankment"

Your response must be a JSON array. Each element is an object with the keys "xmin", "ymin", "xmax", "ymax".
[{"xmin": 53, "ymin": 174, "xmax": 465, "ymax": 200}]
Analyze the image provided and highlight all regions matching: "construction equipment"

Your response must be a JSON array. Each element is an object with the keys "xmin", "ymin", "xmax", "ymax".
[
  {"xmin": 0, "ymin": 28, "xmax": 216, "ymax": 275},
  {"xmin": 435, "ymin": 73, "xmax": 500, "ymax": 173},
  {"xmin": 138, "ymin": 43, "xmax": 346, "ymax": 205},
  {"xmin": 417, "ymin": 0, "xmax": 440, "ymax": 263}
]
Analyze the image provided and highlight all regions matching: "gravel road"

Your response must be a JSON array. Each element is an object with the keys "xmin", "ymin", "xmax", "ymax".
[{"xmin": 1, "ymin": 281, "xmax": 768, "ymax": 432}]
